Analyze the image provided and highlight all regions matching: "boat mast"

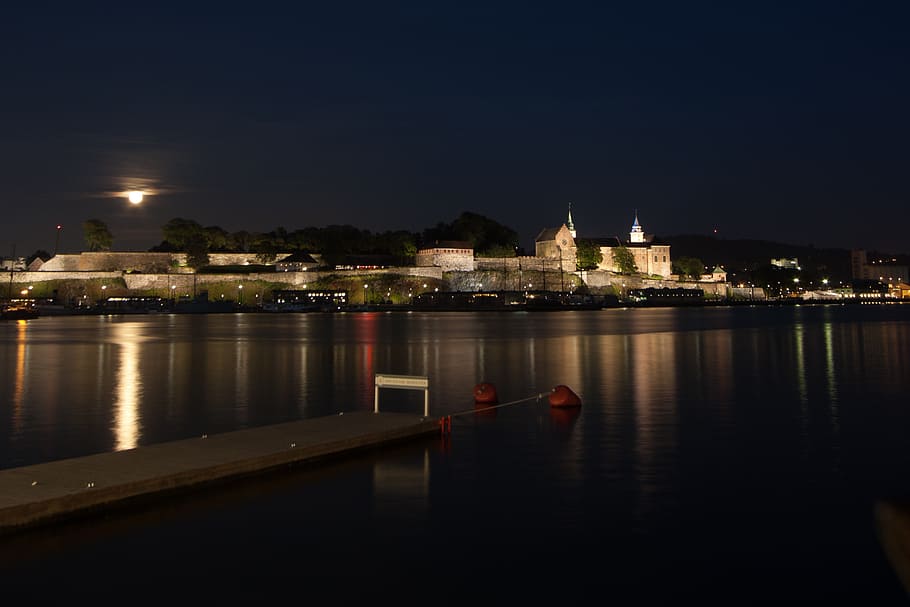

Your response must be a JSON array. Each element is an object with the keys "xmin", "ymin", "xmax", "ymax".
[{"xmin": 7, "ymin": 244, "xmax": 14, "ymax": 302}]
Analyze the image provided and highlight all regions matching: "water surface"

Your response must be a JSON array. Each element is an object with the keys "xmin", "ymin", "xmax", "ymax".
[{"xmin": 1, "ymin": 305, "xmax": 908, "ymax": 603}]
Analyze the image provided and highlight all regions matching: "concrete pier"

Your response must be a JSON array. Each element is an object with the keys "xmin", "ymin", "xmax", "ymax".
[{"xmin": 0, "ymin": 411, "xmax": 440, "ymax": 535}]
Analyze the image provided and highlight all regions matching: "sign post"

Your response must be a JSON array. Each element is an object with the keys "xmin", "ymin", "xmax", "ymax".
[{"xmin": 374, "ymin": 374, "xmax": 430, "ymax": 417}]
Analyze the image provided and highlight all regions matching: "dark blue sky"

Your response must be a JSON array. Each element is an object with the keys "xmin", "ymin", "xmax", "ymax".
[{"xmin": 2, "ymin": 1, "xmax": 908, "ymax": 256}]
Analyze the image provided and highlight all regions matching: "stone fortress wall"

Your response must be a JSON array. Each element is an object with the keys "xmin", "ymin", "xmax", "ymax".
[{"xmin": 15, "ymin": 250, "xmax": 730, "ymax": 299}]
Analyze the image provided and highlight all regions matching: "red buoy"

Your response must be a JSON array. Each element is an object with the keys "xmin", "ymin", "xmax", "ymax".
[
  {"xmin": 473, "ymin": 382, "xmax": 499, "ymax": 405},
  {"xmin": 548, "ymin": 384, "xmax": 581, "ymax": 407}
]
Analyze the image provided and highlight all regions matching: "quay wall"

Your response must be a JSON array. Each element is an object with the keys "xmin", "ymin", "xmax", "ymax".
[
  {"xmin": 9, "ymin": 267, "xmax": 444, "ymax": 292},
  {"xmin": 8, "ymin": 265, "xmax": 732, "ymax": 301}
]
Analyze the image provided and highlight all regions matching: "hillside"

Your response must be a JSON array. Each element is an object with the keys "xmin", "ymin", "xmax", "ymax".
[
  {"xmin": 662, "ymin": 235, "xmax": 855, "ymax": 279},
  {"xmin": 662, "ymin": 235, "xmax": 909, "ymax": 283}
]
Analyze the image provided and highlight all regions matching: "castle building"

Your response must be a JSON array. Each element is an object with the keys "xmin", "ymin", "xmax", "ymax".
[
  {"xmin": 534, "ymin": 224, "xmax": 577, "ymax": 272},
  {"xmin": 415, "ymin": 240, "xmax": 475, "ymax": 271},
  {"xmin": 593, "ymin": 211, "xmax": 672, "ymax": 278}
]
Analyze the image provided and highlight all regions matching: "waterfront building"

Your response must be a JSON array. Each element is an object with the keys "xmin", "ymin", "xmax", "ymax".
[
  {"xmin": 275, "ymin": 252, "xmax": 320, "ymax": 272},
  {"xmin": 701, "ymin": 266, "xmax": 727, "ymax": 282},
  {"xmin": 771, "ymin": 258, "xmax": 800, "ymax": 269},
  {"xmin": 851, "ymin": 249, "xmax": 908, "ymax": 284},
  {"xmin": 415, "ymin": 241, "xmax": 475, "ymax": 271},
  {"xmin": 592, "ymin": 212, "xmax": 672, "ymax": 278},
  {"xmin": 534, "ymin": 224, "xmax": 577, "ymax": 272}
]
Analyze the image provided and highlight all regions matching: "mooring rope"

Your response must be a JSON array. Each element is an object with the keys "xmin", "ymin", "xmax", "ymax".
[{"xmin": 446, "ymin": 392, "xmax": 551, "ymax": 419}]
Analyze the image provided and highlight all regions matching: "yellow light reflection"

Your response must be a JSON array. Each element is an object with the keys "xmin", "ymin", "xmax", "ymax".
[
  {"xmin": 113, "ymin": 323, "xmax": 143, "ymax": 450},
  {"xmin": 12, "ymin": 320, "xmax": 28, "ymax": 433}
]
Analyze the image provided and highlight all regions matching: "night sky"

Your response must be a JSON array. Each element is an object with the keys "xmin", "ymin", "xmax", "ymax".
[{"xmin": 2, "ymin": 1, "xmax": 908, "ymax": 257}]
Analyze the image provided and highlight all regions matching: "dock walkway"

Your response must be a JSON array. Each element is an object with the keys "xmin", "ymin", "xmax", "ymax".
[{"xmin": 0, "ymin": 411, "xmax": 439, "ymax": 535}]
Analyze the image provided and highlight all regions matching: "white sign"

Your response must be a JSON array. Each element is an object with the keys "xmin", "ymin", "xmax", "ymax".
[
  {"xmin": 375, "ymin": 374, "xmax": 429, "ymax": 389},
  {"xmin": 374, "ymin": 374, "xmax": 430, "ymax": 416}
]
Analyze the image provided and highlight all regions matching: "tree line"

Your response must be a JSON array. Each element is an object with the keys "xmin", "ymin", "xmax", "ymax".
[
  {"xmin": 74, "ymin": 211, "xmax": 526, "ymax": 269},
  {"xmin": 64, "ymin": 213, "xmax": 708, "ymax": 277}
]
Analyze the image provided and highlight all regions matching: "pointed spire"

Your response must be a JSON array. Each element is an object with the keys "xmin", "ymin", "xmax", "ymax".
[
  {"xmin": 630, "ymin": 209, "xmax": 644, "ymax": 243},
  {"xmin": 566, "ymin": 202, "xmax": 576, "ymax": 238}
]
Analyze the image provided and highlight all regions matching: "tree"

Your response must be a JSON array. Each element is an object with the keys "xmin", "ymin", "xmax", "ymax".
[
  {"xmin": 612, "ymin": 246, "xmax": 638, "ymax": 275},
  {"xmin": 203, "ymin": 226, "xmax": 229, "ymax": 251},
  {"xmin": 83, "ymin": 219, "xmax": 113, "ymax": 251},
  {"xmin": 576, "ymin": 239, "xmax": 603, "ymax": 270},
  {"xmin": 185, "ymin": 233, "xmax": 210, "ymax": 269},
  {"xmin": 162, "ymin": 218, "xmax": 205, "ymax": 250},
  {"xmin": 673, "ymin": 256, "xmax": 705, "ymax": 279},
  {"xmin": 26, "ymin": 250, "xmax": 51, "ymax": 266},
  {"xmin": 423, "ymin": 211, "xmax": 519, "ymax": 254},
  {"xmin": 375, "ymin": 230, "xmax": 418, "ymax": 265},
  {"xmin": 228, "ymin": 230, "xmax": 252, "ymax": 252},
  {"xmin": 477, "ymin": 244, "xmax": 517, "ymax": 258}
]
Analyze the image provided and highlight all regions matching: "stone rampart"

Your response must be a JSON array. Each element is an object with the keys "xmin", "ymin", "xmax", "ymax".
[
  {"xmin": 11, "ymin": 271, "xmax": 122, "ymax": 284},
  {"xmin": 7, "ymin": 267, "xmax": 445, "ymax": 295},
  {"xmin": 475, "ymin": 256, "xmax": 567, "ymax": 272},
  {"xmin": 36, "ymin": 251, "xmax": 296, "ymax": 273},
  {"xmin": 415, "ymin": 250, "xmax": 474, "ymax": 271}
]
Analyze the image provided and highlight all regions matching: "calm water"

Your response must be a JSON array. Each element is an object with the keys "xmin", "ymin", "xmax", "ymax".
[{"xmin": 1, "ymin": 305, "xmax": 909, "ymax": 603}]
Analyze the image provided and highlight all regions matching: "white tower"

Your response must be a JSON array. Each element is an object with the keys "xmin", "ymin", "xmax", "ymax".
[{"xmin": 629, "ymin": 210, "xmax": 644, "ymax": 243}]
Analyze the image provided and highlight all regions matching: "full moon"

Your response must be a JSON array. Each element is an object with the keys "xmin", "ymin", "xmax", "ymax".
[{"xmin": 128, "ymin": 191, "xmax": 144, "ymax": 204}]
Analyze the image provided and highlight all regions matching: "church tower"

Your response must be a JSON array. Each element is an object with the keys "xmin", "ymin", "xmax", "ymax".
[
  {"xmin": 566, "ymin": 203, "xmax": 576, "ymax": 238},
  {"xmin": 629, "ymin": 210, "xmax": 644, "ymax": 243}
]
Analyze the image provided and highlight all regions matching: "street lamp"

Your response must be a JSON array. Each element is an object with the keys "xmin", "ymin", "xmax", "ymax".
[
  {"xmin": 557, "ymin": 246, "xmax": 565, "ymax": 292},
  {"xmin": 238, "ymin": 284, "xmax": 243, "ymax": 305},
  {"xmin": 54, "ymin": 225, "xmax": 62, "ymax": 257},
  {"xmin": 364, "ymin": 284, "xmax": 369, "ymax": 304}
]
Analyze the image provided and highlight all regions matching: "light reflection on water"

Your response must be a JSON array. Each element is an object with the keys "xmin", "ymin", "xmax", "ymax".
[
  {"xmin": 1, "ymin": 306, "xmax": 909, "ymax": 467},
  {"xmin": 1, "ymin": 305, "xmax": 909, "ymax": 601}
]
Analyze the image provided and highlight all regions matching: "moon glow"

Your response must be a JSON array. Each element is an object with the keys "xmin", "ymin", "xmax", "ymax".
[{"xmin": 128, "ymin": 191, "xmax": 144, "ymax": 204}]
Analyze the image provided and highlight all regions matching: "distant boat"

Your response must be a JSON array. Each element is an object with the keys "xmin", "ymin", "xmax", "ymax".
[
  {"xmin": 262, "ymin": 301, "xmax": 323, "ymax": 312},
  {"xmin": 1, "ymin": 304, "xmax": 40, "ymax": 320},
  {"xmin": 172, "ymin": 298, "xmax": 237, "ymax": 314},
  {"xmin": 97, "ymin": 296, "xmax": 168, "ymax": 314},
  {"xmin": 410, "ymin": 290, "xmax": 611, "ymax": 311}
]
